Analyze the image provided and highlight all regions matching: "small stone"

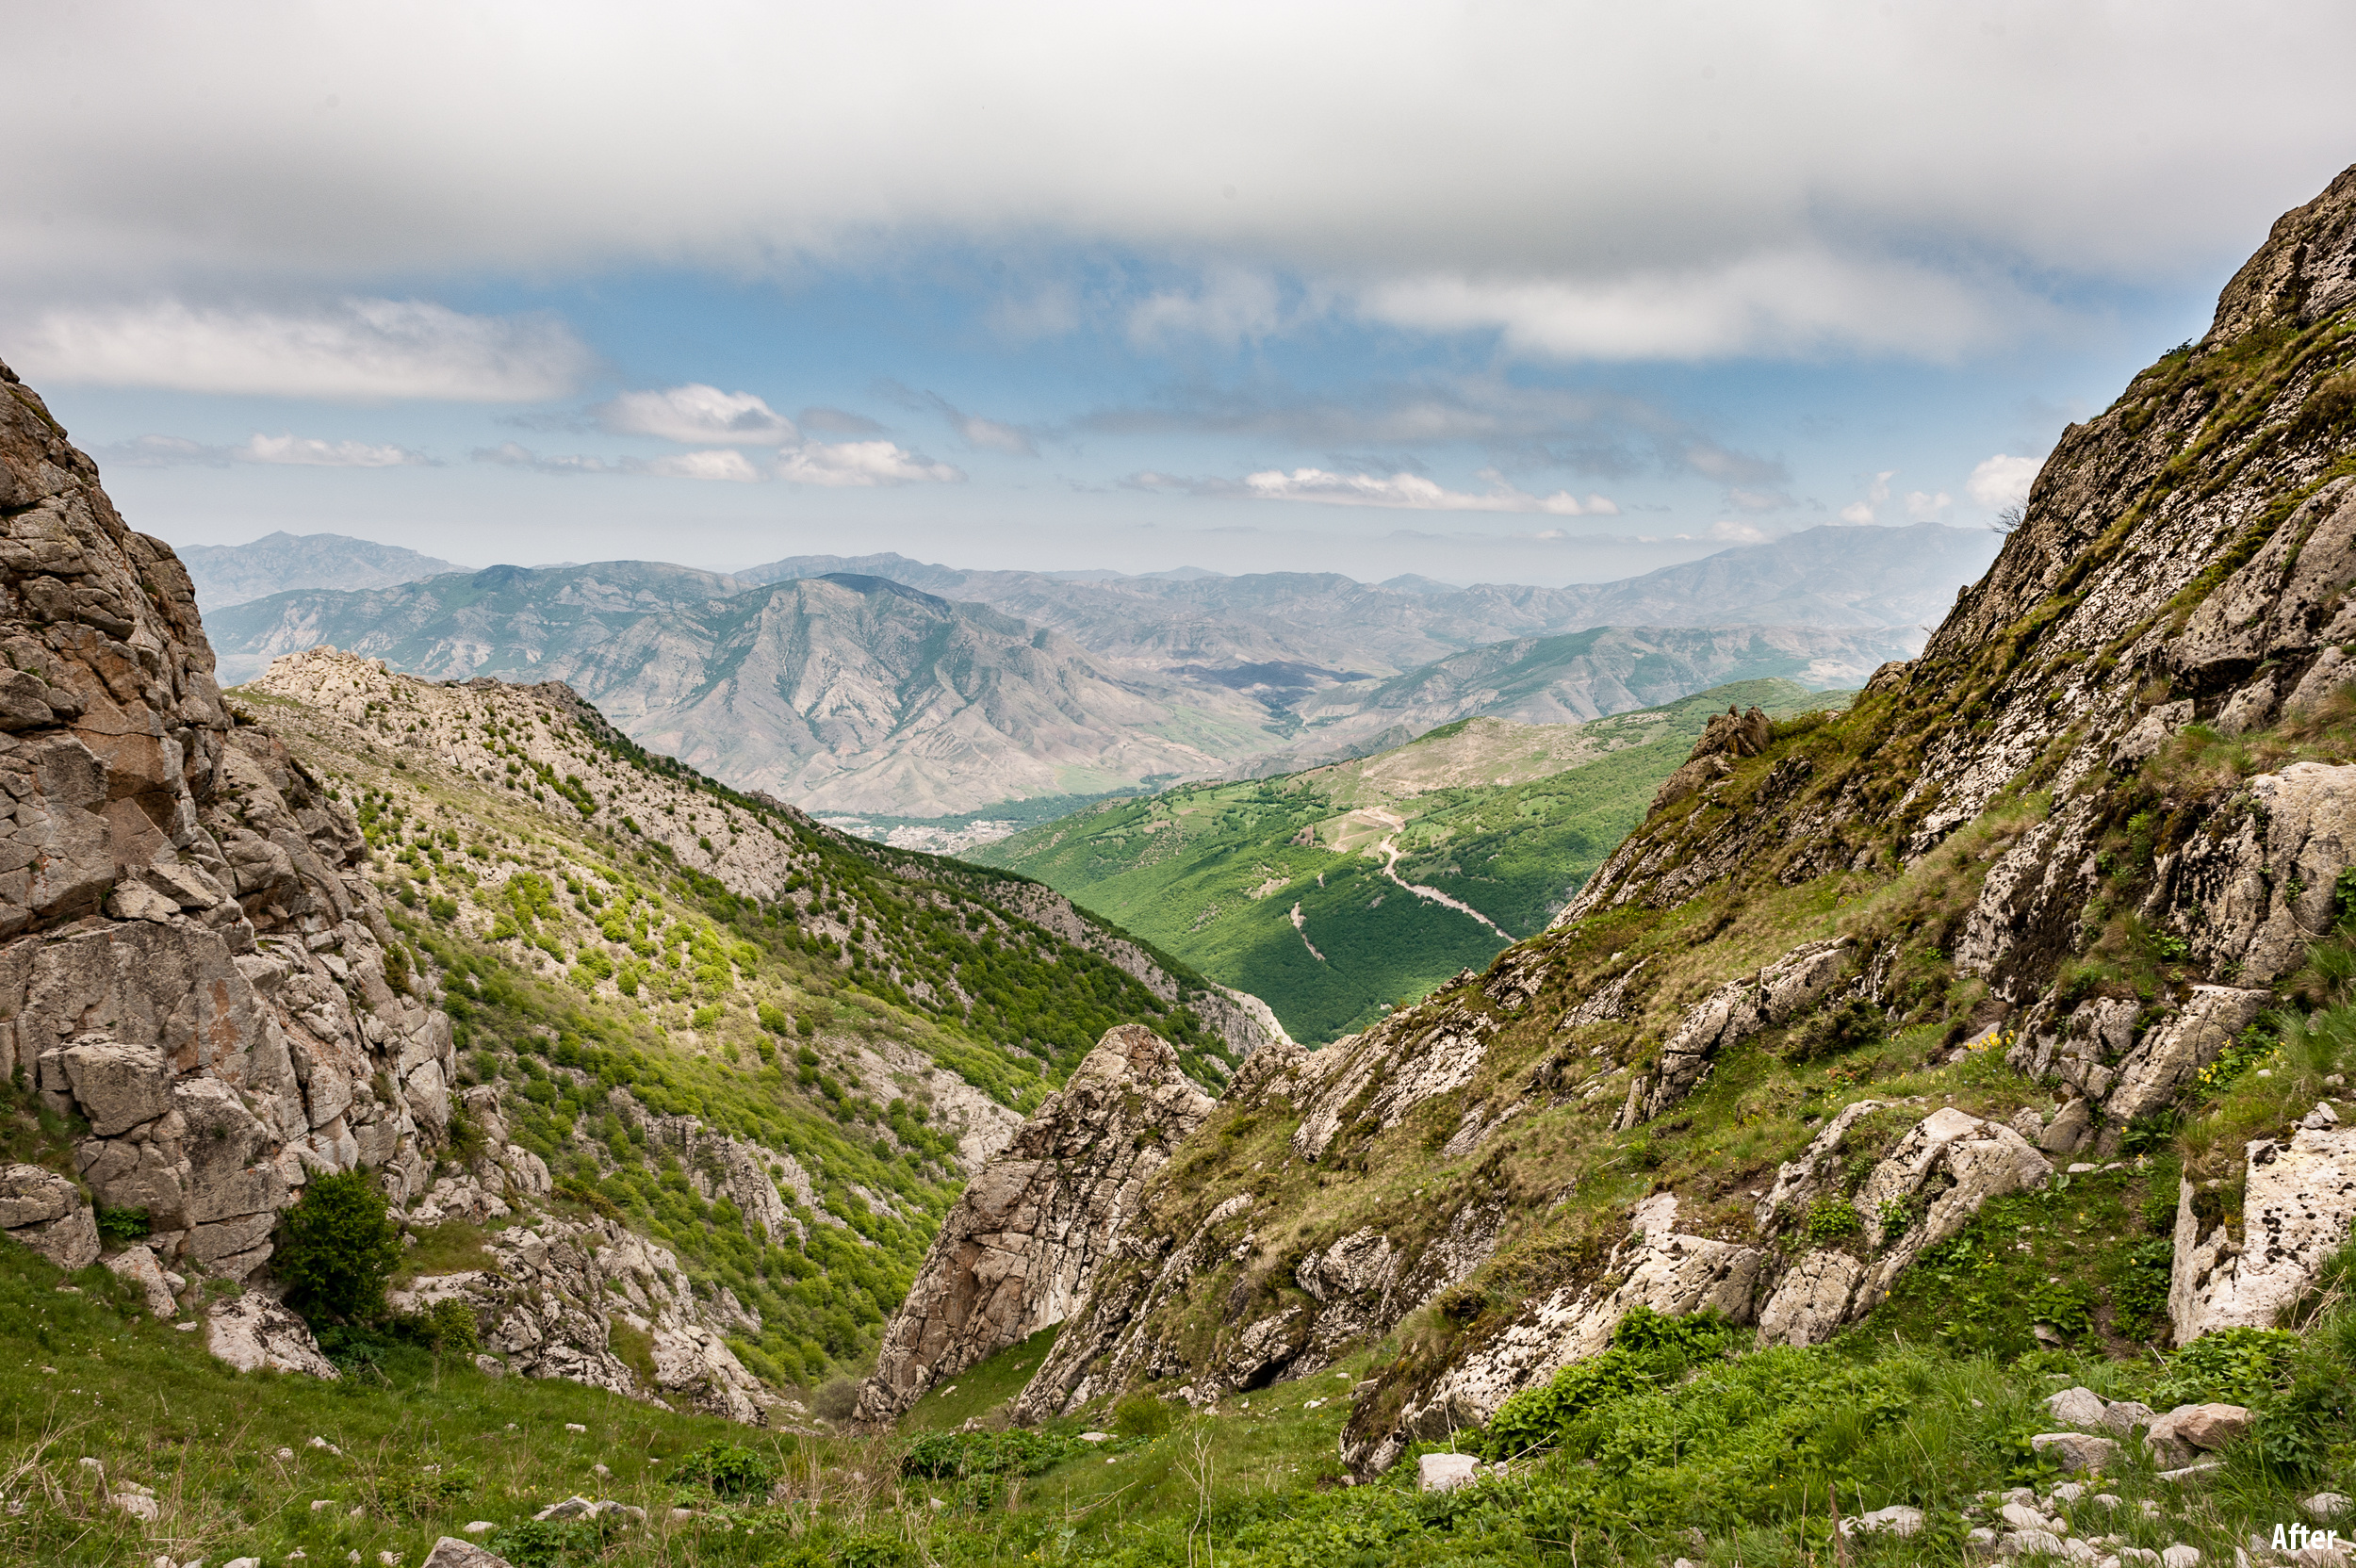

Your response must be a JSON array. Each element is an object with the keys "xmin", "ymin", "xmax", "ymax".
[
  {"xmin": 172, "ymin": 1321, "xmax": 198, "ymax": 1331},
  {"xmin": 108, "ymin": 1493, "xmax": 159, "ymax": 1521},
  {"xmin": 2046, "ymin": 1389, "xmax": 2109, "ymax": 1429},
  {"xmin": 2094, "ymin": 1495, "xmax": 2123, "ymax": 1511},
  {"xmin": 2162, "ymin": 1547, "xmax": 2201, "ymax": 1568},
  {"xmin": 670, "ymin": 1508, "xmax": 694, "ymax": 1520},
  {"xmin": 1969, "ymin": 1527, "xmax": 1998, "ymax": 1547},
  {"xmin": 1673, "ymin": 1560, "xmax": 1701, "ymax": 1568},
  {"xmin": 225, "ymin": 1558, "xmax": 263, "ymax": 1568},
  {"xmin": 380, "ymin": 1554, "xmax": 401, "ymax": 1567},
  {"xmin": 2101, "ymin": 1401, "xmax": 2156, "ymax": 1434},
  {"xmin": 463, "ymin": 1521, "xmax": 499, "ymax": 1535},
  {"xmin": 2119, "ymin": 1552, "xmax": 2164, "ymax": 1568},
  {"xmin": 564, "ymin": 1422, "xmax": 586, "ymax": 1433},
  {"xmin": 312, "ymin": 1498, "xmax": 335, "ymax": 1511},
  {"xmin": 308, "ymin": 1436, "xmax": 331, "ymax": 1448},
  {"xmin": 535, "ymin": 1495, "xmax": 597, "ymax": 1522},
  {"xmin": 275, "ymin": 1447, "xmax": 294, "ymax": 1462},
  {"xmin": 1844, "ymin": 1505, "xmax": 1924, "ymax": 1538},
  {"xmin": 76, "ymin": 1457, "xmax": 103, "ymax": 1473},
  {"xmin": 2069, "ymin": 1162, "xmax": 2099, "ymax": 1174},
  {"xmin": 592, "ymin": 1463, "xmax": 611, "ymax": 1478},
  {"xmin": 2009, "ymin": 1529, "xmax": 2070, "ymax": 1558},
  {"xmin": 2004, "ymin": 1503, "xmax": 2054, "ymax": 1531},
  {"xmin": 2053, "ymin": 1483, "xmax": 2086, "ymax": 1503},
  {"xmin": 2033, "ymin": 1431, "xmax": 2120, "ymax": 1474},
  {"xmin": 1076, "ymin": 1431, "xmax": 1111, "ymax": 1443},
  {"xmin": 1417, "ymin": 1452, "xmax": 1481, "ymax": 1494},
  {"xmin": 2158, "ymin": 1461, "xmax": 2222, "ymax": 1483},
  {"xmin": 2306, "ymin": 1494, "xmax": 2355, "ymax": 1522},
  {"xmin": 929, "ymin": 1496, "xmax": 947, "ymax": 1510}
]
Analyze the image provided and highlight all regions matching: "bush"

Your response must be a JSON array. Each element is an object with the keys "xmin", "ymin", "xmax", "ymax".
[
  {"xmin": 1482, "ymin": 1306, "xmax": 1743, "ymax": 1459},
  {"xmin": 95, "ymin": 1206, "xmax": 151, "ymax": 1241},
  {"xmin": 273, "ymin": 1170, "xmax": 403, "ymax": 1324},
  {"xmin": 669, "ymin": 1439, "xmax": 779, "ymax": 1501},
  {"xmin": 1805, "ymin": 1197, "xmax": 1863, "ymax": 1243},
  {"xmin": 1111, "ymin": 1391, "xmax": 1172, "ymax": 1438}
]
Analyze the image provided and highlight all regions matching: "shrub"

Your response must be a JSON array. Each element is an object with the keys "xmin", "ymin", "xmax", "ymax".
[
  {"xmin": 95, "ymin": 1206, "xmax": 151, "ymax": 1242},
  {"xmin": 1805, "ymin": 1197, "xmax": 1863, "ymax": 1243},
  {"xmin": 1482, "ymin": 1306, "xmax": 1743, "ymax": 1459},
  {"xmin": 669, "ymin": 1439, "xmax": 779, "ymax": 1501},
  {"xmin": 273, "ymin": 1170, "xmax": 403, "ymax": 1324},
  {"xmin": 1111, "ymin": 1391, "xmax": 1172, "ymax": 1438}
]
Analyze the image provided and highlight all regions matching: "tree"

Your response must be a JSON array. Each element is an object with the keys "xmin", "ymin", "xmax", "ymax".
[{"xmin": 273, "ymin": 1170, "xmax": 403, "ymax": 1324}]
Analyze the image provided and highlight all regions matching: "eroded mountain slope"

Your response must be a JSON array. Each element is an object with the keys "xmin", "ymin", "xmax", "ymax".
[{"xmin": 856, "ymin": 164, "xmax": 2356, "ymax": 1480}]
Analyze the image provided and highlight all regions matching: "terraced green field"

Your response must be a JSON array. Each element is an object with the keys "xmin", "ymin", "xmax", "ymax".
[{"xmin": 972, "ymin": 679, "xmax": 1847, "ymax": 1042}]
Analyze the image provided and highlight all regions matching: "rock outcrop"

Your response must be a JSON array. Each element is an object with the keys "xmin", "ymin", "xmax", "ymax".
[
  {"xmin": 0, "ymin": 357, "xmax": 454, "ymax": 1292},
  {"xmin": 1650, "ymin": 703, "xmax": 1773, "ymax": 810},
  {"xmin": 0, "ymin": 1162, "xmax": 97, "ymax": 1269},
  {"xmin": 1616, "ymin": 938, "xmax": 1850, "ymax": 1126},
  {"xmin": 855, "ymin": 1024, "xmax": 1214, "ymax": 1424},
  {"xmin": 2170, "ymin": 1127, "xmax": 2356, "ymax": 1344},
  {"xmin": 390, "ymin": 1211, "xmax": 785, "ymax": 1424}
]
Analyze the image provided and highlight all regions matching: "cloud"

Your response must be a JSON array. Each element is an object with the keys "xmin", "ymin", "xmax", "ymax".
[
  {"xmin": 1840, "ymin": 470, "xmax": 1896, "ymax": 525},
  {"xmin": 776, "ymin": 440, "xmax": 964, "ymax": 487},
  {"xmin": 797, "ymin": 406, "xmax": 887, "ymax": 436},
  {"xmin": 6, "ymin": 8, "xmax": 2353, "ymax": 365},
  {"xmin": 12, "ymin": 298, "xmax": 594, "ymax": 400},
  {"xmin": 1239, "ymin": 467, "xmax": 1617, "ymax": 516},
  {"xmin": 1904, "ymin": 489, "xmax": 1953, "ymax": 522},
  {"xmin": 597, "ymin": 384, "xmax": 795, "ymax": 445},
  {"xmin": 474, "ymin": 441, "xmax": 615, "ymax": 475},
  {"xmin": 645, "ymin": 449, "xmax": 764, "ymax": 482},
  {"xmin": 477, "ymin": 437, "xmax": 960, "ymax": 487},
  {"xmin": 104, "ymin": 431, "xmax": 433, "ymax": 468},
  {"xmin": 1967, "ymin": 452, "xmax": 2044, "ymax": 510},
  {"xmin": 1080, "ymin": 378, "xmax": 1783, "ymax": 486},
  {"xmin": 877, "ymin": 382, "xmax": 1040, "ymax": 457}
]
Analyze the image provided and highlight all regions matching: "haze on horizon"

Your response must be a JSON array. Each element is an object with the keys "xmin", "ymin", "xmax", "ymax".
[{"xmin": 5, "ymin": 2, "xmax": 2355, "ymax": 587}]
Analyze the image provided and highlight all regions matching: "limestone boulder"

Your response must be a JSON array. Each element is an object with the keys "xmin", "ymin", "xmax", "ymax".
[
  {"xmin": 104, "ymin": 1243, "xmax": 178, "ymax": 1316},
  {"xmin": 0, "ymin": 1162, "xmax": 98, "ymax": 1270},
  {"xmin": 2101, "ymin": 987, "xmax": 2273, "ymax": 1147},
  {"xmin": 206, "ymin": 1291, "xmax": 338, "ymax": 1379},
  {"xmin": 2170, "ymin": 1129, "xmax": 2356, "ymax": 1344},
  {"xmin": 41, "ymin": 1037, "xmax": 170, "ymax": 1135},
  {"xmin": 2151, "ymin": 760, "xmax": 2356, "ymax": 990}
]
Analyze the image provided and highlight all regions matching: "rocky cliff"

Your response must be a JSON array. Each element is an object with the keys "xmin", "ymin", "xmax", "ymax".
[
  {"xmin": 854, "ymin": 1022, "xmax": 1213, "ymax": 1423},
  {"xmin": 0, "ymin": 356, "xmax": 454, "ymax": 1298},
  {"xmin": 870, "ymin": 165, "xmax": 2356, "ymax": 1473}
]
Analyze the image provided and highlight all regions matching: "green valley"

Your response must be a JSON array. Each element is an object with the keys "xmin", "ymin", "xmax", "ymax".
[{"xmin": 971, "ymin": 678, "xmax": 1847, "ymax": 1042}]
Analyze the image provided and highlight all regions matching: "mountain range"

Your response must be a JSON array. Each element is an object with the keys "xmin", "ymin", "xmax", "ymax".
[
  {"xmin": 201, "ymin": 526, "xmax": 1979, "ymax": 815},
  {"xmin": 180, "ymin": 530, "xmax": 463, "ymax": 609}
]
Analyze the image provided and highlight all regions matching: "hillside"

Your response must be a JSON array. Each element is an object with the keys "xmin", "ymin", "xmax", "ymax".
[
  {"xmin": 179, "ymin": 529, "xmax": 464, "ymax": 609},
  {"xmin": 975, "ymin": 679, "xmax": 1844, "ymax": 1041}
]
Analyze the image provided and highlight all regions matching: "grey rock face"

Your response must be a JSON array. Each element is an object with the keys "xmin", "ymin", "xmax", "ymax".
[
  {"xmin": 0, "ymin": 359, "xmax": 456, "ymax": 1289},
  {"xmin": 0, "ymin": 1162, "xmax": 98, "ymax": 1269},
  {"xmin": 857, "ymin": 1024, "xmax": 1214, "ymax": 1425}
]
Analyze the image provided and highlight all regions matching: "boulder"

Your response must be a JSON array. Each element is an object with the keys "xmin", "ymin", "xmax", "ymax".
[
  {"xmin": 2031, "ymin": 1431, "xmax": 2120, "ymax": 1474},
  {"xmin": 0, "ymin": 1163, "xmax": 98, "ymax": 1270},
  {"xmin": 2102, "ymin": 1399, "xmax": 2157, "ymax": 1433},
  {"xmin": 205, "ymin": 1291, "xmax": 338, "ymax": 1379},
  {"xmin": 422, "ymin": 1538, "xmax": 515, "ymax": 1568},
  {"xmin": 2170, "ymin": 1130, "xmax": 2356, "ymax": 1343},
  {"xmin": 1842, "ymin": 1505, "xmax": 1925, "ymax": 1539},
  {"xmin": 104, "ymin": 1243, "xmax": 177, "ymax": 1316},
  {"xmin": 2145, "ymin": 1403, "xmax": 2253, "ymax": 1467},
  {"xmin": 2102, "ymin": 987, "xmax": 2273, "ymax": 1144},
  {"xmin": 2046, "ymin": 1387, "xmax": 2110, "ymax": 1429},
  {"xmin": 1417, "ymin": 1452, "xmax": 1481, "ymax": 1494},
  {"xmin": 1624, "ymin": 939, "xmax": 1850, "ymax": 1126},
  {"xmin": 2307, "ymin": 1494, "xmax": 2355, "ymax": 1523}
]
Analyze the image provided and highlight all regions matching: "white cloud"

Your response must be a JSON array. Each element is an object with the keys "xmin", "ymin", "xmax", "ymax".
[
  {"xmin": 646, "ymin": 449, "xmax": 764, "ymax": 482},
  {"xmin": 474, "ymin": 435, "xmax": 961, "ymax": 486},
  {"xmin": 597, "ymin": 385, "xmax": 796, "ymax": 446},
  {"xmin": 1240, "ymin": 467, "xmax": 1617, "ymax": 516},
  {"xmin": 12, "ymin": 298, "xmax": 594, "ymax": 401},
  {"xmin": 104, "ymin": 431, "xmax": 432, "ymax": 467},
  {"xmin": 776, "ymin": 440, "xmax": 964, "ymax": 488},
  {"xmin": 1840, "ymin": 469, "xmax": 1896, "ymax": 525},
  {"xmin": 241, "ymin": 433, "xmax": 432, "ymax": 467},
  {"xmin": 1967, "ymin": 452, "xmax": 2044, "ymax": 511},
  {"xmin": 1127, "ymin": 271, "xmax": 1286, "ymax": 350},
  {"xmin": 1904, "ymin": 489, "xmax": 1953, "ymax": 522}
]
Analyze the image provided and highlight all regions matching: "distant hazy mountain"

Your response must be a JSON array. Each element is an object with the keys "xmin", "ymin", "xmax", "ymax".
[
  {"xmin": 177, "ymin": 530, "xmax": 464, "ymax": 610},
  {"xmin": 738, "ymin": 523, "xmax": 1996, "ymax": 679},
  {"xmin": 205, "ymin": 525, "xmax": 1986, "ymax": 817},
  {"xmin": 208, "ymin": 565, "xmax": 1273, "ymax": 814}
]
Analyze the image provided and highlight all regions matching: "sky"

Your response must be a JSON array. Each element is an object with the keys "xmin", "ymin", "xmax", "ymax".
[{"xmin": 5, "ymin": 2, "xmax": 2354, "ymax": 588}]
